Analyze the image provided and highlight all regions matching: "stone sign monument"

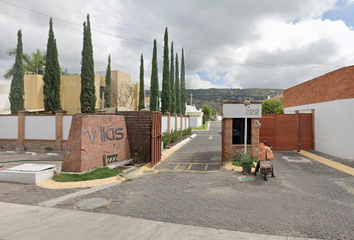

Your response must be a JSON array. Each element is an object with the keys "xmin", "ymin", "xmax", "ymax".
[{"xmin": 62, "ymin": 115, "xmax": 130, "ymax": 173}]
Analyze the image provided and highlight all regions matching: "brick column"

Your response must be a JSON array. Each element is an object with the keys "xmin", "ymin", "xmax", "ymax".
[
  {"xmin": 17, "ymin": 110, "xmax": 30, "ymax": 150},
  {"xmin": 166, "ymin": 112, "xmax": 171, "ymax": 134},
  {"xmin": 55, "ymin": 110, "xmax": 67, "ymax": 151},
  {"xmin": 221, "ymin": 118, "xmax": 232, "ymax": 166},
  {"xmin": 180, "ymin": 115, "xmax": 183, "ymax": 130}
]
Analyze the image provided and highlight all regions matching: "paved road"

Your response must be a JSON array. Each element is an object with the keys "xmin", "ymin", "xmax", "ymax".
[
  {"xmin": 155, "ymin": 121, "xmax": 222, "ymax": 172},
  {"xmin": 52, "ymin": 121, "xmax": 354, "ymax": 240}
]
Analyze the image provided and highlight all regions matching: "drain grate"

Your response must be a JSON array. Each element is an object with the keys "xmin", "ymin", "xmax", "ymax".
[{"xmin": 242, "ymin": 177, "xmax": 254, "ymax": 181}]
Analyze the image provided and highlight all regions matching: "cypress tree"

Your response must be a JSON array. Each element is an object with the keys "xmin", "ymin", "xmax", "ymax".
[
  {"xmin": 180, "ymin": 48, "xmax": 186, "ymax": 114},
  {"xmin": 43, "ymin": 18, "xmax": 61, "ymax": 112},
  {"xmin": 170, "ymin": 42, "xmax": 175, "ymax": 113},
  {"xmin": 9, "ymin": 30, "xmax": 24, "ymax": 114},
  {"xmin": 80, "ymin": 14, "xmax": 96, "ymax": 113},
  {"xmin": 104, "ymin": 54, "xmax": 111, "ymax": 108},
  {"xmin": 175, "ymin": 53, "xmax": 180, "ymax": 114},
  {"xmin": 150, "ymin": 39, "xmax": 159, "ymax": 111},
  {"xmin": 161, "ymin": 27, "xmax": 170, "ymax": 114},
  {"xmin": 138, "ymin": 53, "xmax": 145, "ymax": 110}
]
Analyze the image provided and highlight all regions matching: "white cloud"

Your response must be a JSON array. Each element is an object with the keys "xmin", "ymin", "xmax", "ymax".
[{"xmin": 1, "ymin": 0, "xmax": 353, "ymax": 92}]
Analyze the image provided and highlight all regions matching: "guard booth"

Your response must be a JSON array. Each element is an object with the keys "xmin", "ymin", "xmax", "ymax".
[{"xmin": 221, "ymin": 101, "xmax": 262, "ymax": 166}]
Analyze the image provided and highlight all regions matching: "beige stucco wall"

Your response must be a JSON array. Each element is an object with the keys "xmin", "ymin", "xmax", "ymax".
[
  {"xmin": 22, "ymin": 70, "xmax": 138, "ymax": 114},
  {"xmin": 24, "ymin": 73, "xmax": 44, "ymax": 110},
  {"xmin": 109, "ymin": 70, "xmax": 139, "ymax": 111},
  {"xmin": 61, "ymin": 75, "xmax": 104, "ymax": 114}
]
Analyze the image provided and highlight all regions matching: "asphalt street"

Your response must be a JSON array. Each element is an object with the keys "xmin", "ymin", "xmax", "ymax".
[{"xmin": 50, "ymin": 121, "xmax": 354, "ymax": 240}]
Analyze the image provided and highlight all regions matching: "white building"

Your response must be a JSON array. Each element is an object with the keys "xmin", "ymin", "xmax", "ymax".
[
  {"xmin": 0, "ymin": 80, "xmax": 11, "ymax": 114},
  {"xmin": 186, "ymin": 104, "xmax": 203, "ymax": 128},
  {"xmin": 284, "ymin": 66, "xmax": 354, "ymax": 160}
]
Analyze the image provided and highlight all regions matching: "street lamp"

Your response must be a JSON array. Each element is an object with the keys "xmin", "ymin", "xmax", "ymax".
[{"xmin": 244, "ymin": 99, "xmax": 251, "ymax": 154}]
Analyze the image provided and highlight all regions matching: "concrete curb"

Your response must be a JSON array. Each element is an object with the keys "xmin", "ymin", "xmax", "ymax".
[
  {"xmin": 299, "ymin": 150, "xmax": 354, "ymax": 176},
  {"xmin": 159, "ymin": 133, "xmax": 197, "ymax": 164}
]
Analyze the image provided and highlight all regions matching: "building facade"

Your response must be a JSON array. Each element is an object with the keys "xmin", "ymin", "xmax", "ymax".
[
  {"xmin": 284, "ymin": 66, "xmax": 354, "ymax": 160},
  {"xmin": 10, "ymin": 70, "xmax": 139, "ymax": 114}
]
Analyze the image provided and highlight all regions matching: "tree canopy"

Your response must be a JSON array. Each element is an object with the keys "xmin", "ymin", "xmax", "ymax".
[
  {"xmin": 80, "ymin": 14, "xmax": 96, "ymax": 113},
  {"xmin": 43, "ymin": 18, "xmax": 61, "ymax": 112},
  {"xmin": 104, "ymin": 54, "xmax": 111, "ymax": 108},
  {"xmin": 150, "ymin": 39, "xmax": 159, "ymax": 111},
  {"xmin": 9, "ymin": 30, "xmax": 24, "ymax": 114},
  {"xmin": 161, "ymin": 27, "xmax": 170, "ymax": 114},
  {"xmin": 138, "ymin": 53, "xmax": 145, "ymax": 110},
  {"xmin": 262, "ymin": 99, "xmax": 284, "ymax": 114}
]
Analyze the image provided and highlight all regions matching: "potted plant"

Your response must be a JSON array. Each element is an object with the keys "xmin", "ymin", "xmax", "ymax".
[{"xmin": 232, "ymin": 154, "xmax": 257, "ymax": 174}]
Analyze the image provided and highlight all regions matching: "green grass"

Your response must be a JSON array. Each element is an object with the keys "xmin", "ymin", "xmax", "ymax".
[
  {"xmin": 52, "ymin": 167, "xmax": 122, "ymax": 182},
  {"xmin": 192, "ymin": 122, "xmax": 209, "ymax": 130}
]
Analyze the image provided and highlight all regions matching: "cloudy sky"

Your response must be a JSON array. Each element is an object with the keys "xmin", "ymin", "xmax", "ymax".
[{"xmin": 1, "ymin": 0, "xmax": 354, "ymax": 91}]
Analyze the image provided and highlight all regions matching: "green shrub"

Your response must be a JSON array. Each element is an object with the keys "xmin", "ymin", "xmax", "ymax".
[
  {"xmin": 162, "ymin": 128, "xmax": 192, "ymax": 148},
  {"xmin": 232, "ymin": 154, "xmax": 257, "ymax": 167}
]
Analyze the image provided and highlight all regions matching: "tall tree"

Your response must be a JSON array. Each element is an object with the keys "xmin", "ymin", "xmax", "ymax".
[
  {"xmin": 150, "ymin": 39, "xmax": 159, "ymax": 111},
  {"xmin": 138, "ymin": 53, "xmax": 145, "ymax": 110},
  {"xmin": 180, "ymin": 48, "xmax": 186, "ymax": 114},
  {"xmin": 3, "ymin": 49, "xmax": 45, "ymax": 79},
  {"xmin": 80, "ymin": 14, "xmax": 96, "ymax": 113},
  {"xmin": 170, "ymin": 42, "xmax": 175, "ymax": 113},
  {"xmin": 9, "ymin": 30, "xmax": 24, "ymax": 114},
  {"xmin": 161, "ymin": 27, "xmax": 170, "ymax": 114},
  {"xmin": 43, "ymin": 18, "xmax": 61, "ymax": 112},
  {"xmin": 104, "ymin": 54, "xmax": 111, "ymax": 108},
  {"xmin": 175, "ymin": 53, "xmax": 181, "ymax": 114}
]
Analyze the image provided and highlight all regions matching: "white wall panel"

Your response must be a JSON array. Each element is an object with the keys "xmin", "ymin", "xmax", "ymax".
[
  {"xmin": 0, "ymin": 116, "xmax": 18, "ymax": 139},
  {"xmin": 285, "ymin": 98, "xmax": 354, "ymax": 160},
  {"xmin": 170, "ymin": 117, "xmax": 176, "ymax": 132},
  {"xmin": 25, "ymin": 116, "xmax": 55, "ymax": 140},
  {"xmin": 177, "ymin": 117, "xmax": 181, "ymax": 130},
  {"xmin": 190, "ymin": 117, "xmax": 202, "ymax": 128},
  {"xmin": 63, "ymin": 115, "xmax": 73, "ymax": 140},
  {"xmin": 161, "ymin": 116, "xmax": 168, "ymax": 134}
]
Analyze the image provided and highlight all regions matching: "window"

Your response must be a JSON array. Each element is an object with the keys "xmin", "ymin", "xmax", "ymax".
[{"xmin": 232, "ymin": 118, "xmax": 252, "ymax": 145}]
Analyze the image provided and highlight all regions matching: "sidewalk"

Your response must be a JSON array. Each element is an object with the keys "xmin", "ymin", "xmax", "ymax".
[{"xmin": 0, "ymin": 202, "xmax": 318, "ymax": 240}]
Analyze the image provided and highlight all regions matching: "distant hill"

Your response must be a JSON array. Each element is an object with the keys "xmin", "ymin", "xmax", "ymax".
[{"xmin": 145, "ymin": 88, "xmax": 283, "ymax": 111}]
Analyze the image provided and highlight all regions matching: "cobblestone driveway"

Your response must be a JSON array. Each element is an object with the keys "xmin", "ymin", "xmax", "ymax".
[{"xmin": 56, "ymin": 122, "xmax": 354, "ymax": 240}]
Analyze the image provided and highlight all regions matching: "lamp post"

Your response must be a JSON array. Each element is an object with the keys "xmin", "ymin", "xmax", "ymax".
[{"xmin": 244, "ymin": 99, "xmax": 251, "ymax": 154}]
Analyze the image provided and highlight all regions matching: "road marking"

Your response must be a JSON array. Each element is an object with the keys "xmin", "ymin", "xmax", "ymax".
[
  {"xmin": 209, "ymin": 135, "xmax": 213, "ymax": 139},
  {"xmin": 187, "ymin": 164, "xmax": 192, "ymax": 170},
  {"xmin": 158, "ymin": 170, "xmax": 218, "ymax": 173},
  {"xmin": 205, "ymin": 164, "xmax": 208, "ymax": 170},
  {"xmin": 173, "ymin": 164, "xmax": 180, "ymax": 170},
  {"xmin": 166, "ymin": 163, "xmax": 219, "ymax": 165},
  {"xmin": 300, "ymin": 151, "xmax": 354, "ymax": 176}
]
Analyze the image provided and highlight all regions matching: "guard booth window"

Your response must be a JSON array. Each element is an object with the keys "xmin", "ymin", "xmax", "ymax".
[{"xmin": 232, "ymin": 118, "xmax": 252, "ymax": 145}]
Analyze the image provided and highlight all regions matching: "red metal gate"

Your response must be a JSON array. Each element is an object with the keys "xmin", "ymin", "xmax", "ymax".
[
  {"xmin": 259, "ymin": 113, "xmax": 313, "ymax": 151},
  {"xmin": 151, "ymin": 112, "xmax": 162, "ymax": 167}
]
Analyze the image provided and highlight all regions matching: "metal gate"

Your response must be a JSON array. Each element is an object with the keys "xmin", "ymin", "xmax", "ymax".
[
  {"xmin": 259, "ymin": 113, "xmax": 313, "ymax": 151},
  {"xmin": 151, "ymin": 112, "xmax": 162, "ymax": 167}
]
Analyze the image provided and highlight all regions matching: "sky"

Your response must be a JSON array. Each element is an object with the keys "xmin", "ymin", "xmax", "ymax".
[{"xmin": 1, "ymin": 0, "xmax": 354, "ymax": 91}]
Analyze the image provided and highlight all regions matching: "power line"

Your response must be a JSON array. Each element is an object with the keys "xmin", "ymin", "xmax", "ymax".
[
  {"xmin": 27, "ymin": 0, "xmax": 330, "ymax": 65},
  {"xmin": 0, "ymin": 0, "xmax": 343, "ymax": 69}
]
